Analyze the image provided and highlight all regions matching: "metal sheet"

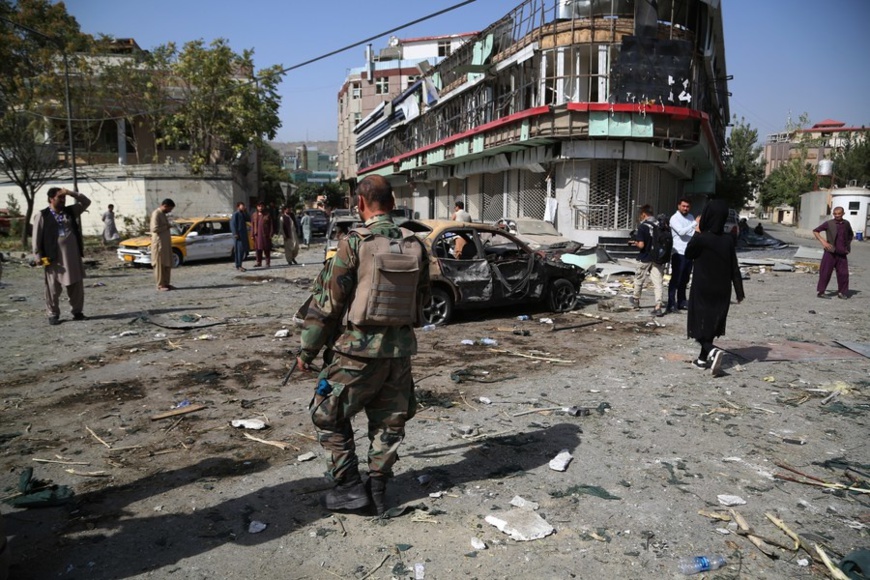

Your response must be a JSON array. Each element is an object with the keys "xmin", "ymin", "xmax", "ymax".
[
  {"xmin": 793, "ymin": 246, "xmax": 824, "ymax": 261},
  {"xmin": 715, "ymin": 340, "xmax": 862, "ymax": 362},
  {"xmin": 834, "ymin": 341, "xmax": 870, "ymax": 359}
]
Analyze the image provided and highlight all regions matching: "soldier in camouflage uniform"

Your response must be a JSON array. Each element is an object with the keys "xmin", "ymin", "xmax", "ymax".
[{"xmin": 297, "ymin": 175, "xmax": 430, "ymax": 514}]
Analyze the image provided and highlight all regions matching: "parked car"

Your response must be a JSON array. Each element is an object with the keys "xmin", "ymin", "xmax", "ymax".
[
  {"xmin": 324, "ymin": 214, "xmax": 363, "ymax": 261},
  {"xmin": 409, "ymin": 219, "xmax": 584, "ymax": 325},
  {"xmin": 302, "ymin": 209, "xmax": 329, "ymax": 236},
  {"xmin": 495, "ymin": 217, "xmax": 582, "ymax": 252},
  {"xmin": 117, "ymin": 215, "xmax": 253, "ymax": 268}
]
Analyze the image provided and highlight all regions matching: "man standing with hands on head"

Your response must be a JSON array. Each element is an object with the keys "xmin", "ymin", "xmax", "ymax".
[
  {"xmin": 150, "ymin": 198, "xmax": 175, "ymax": 291},
  {"xmin": 33, "ymin": 187, "xmax": 91, "ymax": 325},
  {"xmin": 667, "ymin": 198, "xmax": 697, "ymax": 314},
  {"xmin": 297, "ymin": 174, "xmax": 430, "ymax": 516}
]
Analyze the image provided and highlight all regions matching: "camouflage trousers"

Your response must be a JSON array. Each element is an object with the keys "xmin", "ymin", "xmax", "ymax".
[{"xmin": 309, "ymin": 353, "xmax": 416, "ymax": 484}]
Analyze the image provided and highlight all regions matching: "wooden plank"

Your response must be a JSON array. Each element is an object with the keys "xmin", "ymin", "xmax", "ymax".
[{"xmin": 150, "ymin": 404, "xmax": 206, "ymax": 421}]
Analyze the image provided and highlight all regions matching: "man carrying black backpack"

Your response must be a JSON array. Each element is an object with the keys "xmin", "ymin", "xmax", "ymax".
[{"xmin": 629, "ymin": 205, "xmax": 666, "ymax": 317}]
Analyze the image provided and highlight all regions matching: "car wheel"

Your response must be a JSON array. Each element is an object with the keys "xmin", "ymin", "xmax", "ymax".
[
  {"xmin": 171, "ymin": 249, "xmax": 183, "ymax": 268},
  {"xmin": 547, "ymin": 278, "xmax": 577, "ymax": 312},
  {"xmin": 423, "ymin": 287, "xmax": 453, "ymax": 326}
]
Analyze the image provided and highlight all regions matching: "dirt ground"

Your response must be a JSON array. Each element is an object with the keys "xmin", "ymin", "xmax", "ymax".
[{"xmin": 1, "ymin": 223, "xmax": 868, "ymax": 580}]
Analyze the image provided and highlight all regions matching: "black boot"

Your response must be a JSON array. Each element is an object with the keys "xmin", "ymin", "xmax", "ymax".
[
  {"xmin": 321, "ymin": 476, "xmax": 371, "ymax": 512},
  {"xmin": 367, "ymin": 477, "xmax": 387, "ymax": 516}
]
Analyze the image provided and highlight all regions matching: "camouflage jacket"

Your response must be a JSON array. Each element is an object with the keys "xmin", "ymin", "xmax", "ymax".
[{"xmin": 300, "ymin": 214, "xmax": 430, "ymax": 363}]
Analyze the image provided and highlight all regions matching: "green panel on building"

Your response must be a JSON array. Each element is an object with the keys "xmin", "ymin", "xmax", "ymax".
[
  {"xmin": 455, "ymin": 140, "xmax": 470, "ymax": 157},
  {"xmin": 426, "ymin": 148, "xmax": 445, "ymax": 164},
  {"xmin": 608, "ymin": 113, "xmax": 632, "ymax": 137},
  {"xmin": 473, "ymin": 135, "xmax": 485, "ymax": 153},
  {"xmin": 632, "ymin": 114, "xmax": 654, "ymax": 138},
  {"xmin": 589, "ymin": 111, "xmax": 609, "ymax": 136}
]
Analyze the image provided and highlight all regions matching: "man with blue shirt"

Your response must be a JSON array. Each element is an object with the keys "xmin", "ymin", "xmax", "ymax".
[{"xmin": 667, "ymin": 198, "xmax": 698, "ymax": 313}]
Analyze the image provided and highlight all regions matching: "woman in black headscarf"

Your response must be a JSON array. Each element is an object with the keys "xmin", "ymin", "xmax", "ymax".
[{"xmin": 685, "ymin": 199, "xmax": 745, "ymax": 376}]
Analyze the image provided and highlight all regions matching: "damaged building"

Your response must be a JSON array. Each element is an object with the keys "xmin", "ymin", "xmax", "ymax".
[{"xmin": 350, "ymin": 0, "xmax": 729, "ymax": 247}]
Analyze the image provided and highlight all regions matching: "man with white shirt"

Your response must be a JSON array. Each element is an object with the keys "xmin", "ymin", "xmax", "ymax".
[{"xmin": 667, "ymin": 198, "xmax": 698, "ymax": 314}]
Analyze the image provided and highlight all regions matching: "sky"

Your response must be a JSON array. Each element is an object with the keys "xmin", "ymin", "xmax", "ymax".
[{"xmin": 61, "ymin": 0, "xmax": 870, "ymax": 143}]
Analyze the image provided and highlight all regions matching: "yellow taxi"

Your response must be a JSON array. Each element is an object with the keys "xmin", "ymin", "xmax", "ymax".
[{"xmin": 117, "ymin": 215, "xmax": 253, "ymax": 268}]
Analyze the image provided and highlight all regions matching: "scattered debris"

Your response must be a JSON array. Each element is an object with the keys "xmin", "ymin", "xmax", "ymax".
[
  {"xmin": 297, "ymin": 451, "xmax": 316, "ymax": 461},
  {"xmin": 549, "ymin": 449, "xmax": 573, "ymax": 472},
  {"xmin": 248, "ymin": 520, "xmax": 267, "ymax": 533},
  {"xmin": 242, "ymin": 432, "xmax": 297, "ymax": 451},
  {"xmin": 150, "ymin": 404, "xmax": 206, "ymax": 421},
  {"xmin": 471, "ymin": 538, "xmax": 487, "ymax": 550},
  {"xmin": 2, "ymin": 467, "xmax": 74, "ymax": 508},
  {"xmin": 485, "ymin": 508, "xmax": 555, "ymax": 541},
  {"xmin": 510, "ymin": 495, "xmax": 539, "ymax": 510},
  {"xmin": 717, "ymin": 494, "xmax": 746, "ymax": 506},
  {"xmin": 231, "ymin": 419, "xmax": 268, "ymax": 429},
  {"xmin": 274, "ymin": 329, "xmax": 290, "ymax": 338}
]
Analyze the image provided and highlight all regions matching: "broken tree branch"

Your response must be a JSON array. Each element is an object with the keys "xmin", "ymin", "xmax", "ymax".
[
  {"xmin": 729, "ymin": 509, "xmax": 779, "ymax": 558},
  {"xmin": 242, "ymin": 432, "xmax": 299, "ymax": 451},
  {"xmin": 32, "ymin": 458, "xmax": 89, "ymax": 466},
  {"xmin": 487, "ymin": 348, "xmax": 573, "ymax": 363},
  {"xmin": 814, "ymin": 544, "xmax": 851, "ymax": 580},
  {"xmin": 150, "ymin": 404, "xmax": 207, "ymax": 421},
  {"xmin": 86, "ymin": 425, "xmax": 112, "ymax": 448}
]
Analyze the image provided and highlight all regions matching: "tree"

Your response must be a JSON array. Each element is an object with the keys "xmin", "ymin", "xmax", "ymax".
[
  {"xmin": 718, "ymin": 117, "xmax": 764, "ymax": 209},
  {"xmin": 258, "ymin": 143, "xmax": 290, "ymax": 203},
  {"xmin": 831, "ymin": 133, "xmax": 870, "ymax": 187},
  {"xmin": 758, "ymin": 158, "xmax": 815, "ymax": 211},
  {"xmin": 158, "ymin": 39, "xmax": 283, "ymax": 173},
  {"xmin": 0, "ymin": 0, "xmax": 90, "ymax": 247}
]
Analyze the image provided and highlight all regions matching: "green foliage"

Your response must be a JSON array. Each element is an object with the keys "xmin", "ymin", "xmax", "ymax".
[
  {"xmin": 718, "ymin": 117, "xmax": 765, "ymax": 208},
  {"xmin": 157, "ymin": 39, "xmax": 283, "ymax": 173},
  {"xmin": 258, "ymin": 144, "xmax": 290, "ymax": 203},
  {"xmin": 831, "ymin": 134, "xmax": 870, "ymax": 187},
  {"xmin": 0, "ymin": 0, "xmax": 89, "ymax": 247},
  {"xmin": 758, "ymin": 158, "xmax": 815, "ymax": 210}
]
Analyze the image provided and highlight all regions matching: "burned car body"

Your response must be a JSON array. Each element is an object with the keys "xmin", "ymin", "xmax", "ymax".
[{"xmin": 410, "ymin": 220, "xmax": 584, "ymax": 325}]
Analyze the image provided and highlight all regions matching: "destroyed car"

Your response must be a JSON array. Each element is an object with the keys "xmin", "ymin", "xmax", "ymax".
[
  {"xmin": 117, "ymin": 215, "xmax": 253, "ymax": 268},
  {"xmin": 324, "ymin": 214, "xmax": 363, "ymax": 261},
  {"xmin": 495, "ymin": 217, "xmax": 581, "ymax": 252},
  {"xmin": 410, "ymin": 220, "xmax": 584, "ymax": 325}
]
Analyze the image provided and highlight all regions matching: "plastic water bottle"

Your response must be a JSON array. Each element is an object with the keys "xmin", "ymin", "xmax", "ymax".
[
  {"xmin": 422, "ymin": 324, "xmax": 436, "ymax": 331},
  {"xmin": 517, "ymin": 315, "xmax": 530, "ymax": 321},
  {"xmin": 678, "ymin": 555, "xmax": 727, "ymax": 575}
]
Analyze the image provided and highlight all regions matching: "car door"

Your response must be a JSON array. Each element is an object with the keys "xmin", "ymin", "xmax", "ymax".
[
  {"xmin": 478, "ymin": 230, "xmax": 538, "ymax": 304},
  {"xmin": 432, "ymin": 228, "xmax": 493, "ymax": 304},
  {"xmin": 184, "ymin": 221, "xmax": 213, "ymax": 261},
  {"xmin": 210, "ymin": 219, "xmax": 234, "ymax": 258}
]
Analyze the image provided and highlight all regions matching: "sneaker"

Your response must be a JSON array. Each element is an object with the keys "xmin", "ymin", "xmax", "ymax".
[
  {"xmin": 709, "ymin": 349, "xmax": 724, "ymax": 377},
  {"xmin": 652, "ymin": 307, "xmax": 664, "ymax": 317},
  {"xmin": 629, "ymin": 297, "xmax": 640, "ymax": 309},
  {"xmin": 666, "ymin": 307, "xmax": 679, "ymax": 314},
  {"xmin": 321, "ymin": 480, "xmax": 372, "ymax": 512},
  {"xmin": 691, "ymin": 358, "xmax": 707, "ymax": 369},
  {"xmin": 48, "ymin": 315, "xmax": 60, "ymax": 326},
  {"xmin": 678, "ymin": 300, "xmax": 689, "ymax": 310}
]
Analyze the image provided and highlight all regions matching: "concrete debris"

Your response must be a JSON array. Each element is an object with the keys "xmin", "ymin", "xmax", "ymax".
[
  {"xmin": 274, "ymin": 329, "xmax": 290, "ymax": 338},
  {"xmin": 231, "ymin": 419, "xmax": 267, "ymax": 430},
  {"xmin": 297, "ymin": 452, "xmax": 316, "ymax": 462},
  {"xmin": 548, "ymin": 449, "xmax": 573, "ymax": 471},
  {"xmin": 248, "ymin": 520, "xmax": 267, "ymax": 533},
  {"xmin": 717, "ymin": 494, "xmax": 747, "ymax": 506},
  {"xmin": 470, "ymin": 537, "xmax": 487, "ymax": 550},
  {"xmin": 510, "ymin": 495, "xmax": 539, "ymax": 510},
  {"xmin": 485, "ymin": 508, "xmax": 555, "ymax": 541}
]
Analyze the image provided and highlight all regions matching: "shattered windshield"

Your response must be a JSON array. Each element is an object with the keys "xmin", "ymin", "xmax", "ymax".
[{"xmin": 170, "ymin": 222, "xmax": 192, "ymax": 236}]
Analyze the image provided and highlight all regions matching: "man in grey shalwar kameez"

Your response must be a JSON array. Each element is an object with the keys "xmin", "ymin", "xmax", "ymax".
[{"xmin": 33, "ymin": 187, "xmax": 91, "ymax": 325}]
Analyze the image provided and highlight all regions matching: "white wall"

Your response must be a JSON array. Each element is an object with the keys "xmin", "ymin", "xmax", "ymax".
[
  {"xmin": 0, "ymin": 175, "xmax": 240, "ymax": 237},
  {"xmin": 554, "ymin": 160, "xmax": 600, "ymax": 246}
]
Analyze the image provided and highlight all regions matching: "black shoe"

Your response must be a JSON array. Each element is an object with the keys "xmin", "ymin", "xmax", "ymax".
[
  {"xmin": 678, "ymin": 301, "xmax": 689, "ymax": 310},
  {"xmin": 367, "ymin": 477, "xmax": 388, "ymax": 516},
  {"xmin": 48, "ymin": 316, "xmax": 60, "ymax": 326},
  {"xmin": 321, "ymin": 480, "xmax": 371, "ymax": 512},
  {"xmin": 666, "ymin": 307, "xmax": 679, "ymax": 314},
  {"xmin": 72, "ymin": 312, "xmax": 87, "ymax": 321}
]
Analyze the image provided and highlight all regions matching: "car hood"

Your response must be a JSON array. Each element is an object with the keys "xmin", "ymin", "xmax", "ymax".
[
  {"xmin": 519, "ymin": 233, "xmax": 573, "ymax": 248},
  {"xmin": 119, "ymin": 236, "xmax": 152, "ymax": 248}
]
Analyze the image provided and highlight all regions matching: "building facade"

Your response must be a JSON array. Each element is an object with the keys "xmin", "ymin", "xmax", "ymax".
[
  {"xmin": 764, "ymin": 119, "xmax": 868, "ymax": 178},
  {"xmin": 351, "ymin": 0, "xmax": 730, "ymax": 246},
  {"xmin": 336, "ymin": 32, "xmax": 476, "ymax": 182}
]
